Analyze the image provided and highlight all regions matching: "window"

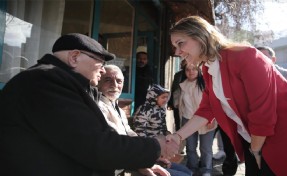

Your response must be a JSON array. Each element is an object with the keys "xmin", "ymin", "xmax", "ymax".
[
  {"xmin": 97, "ymin": 0, "xmax": 134, "ymax": 94},
  {"xmin": 0, "ymin": 0, "xmax": 94, "ymax": 84}
]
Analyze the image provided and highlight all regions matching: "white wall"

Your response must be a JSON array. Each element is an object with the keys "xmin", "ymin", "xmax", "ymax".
[{"xmin": 270, "ymin": 37, "xmax": 287, "ymax": 68}]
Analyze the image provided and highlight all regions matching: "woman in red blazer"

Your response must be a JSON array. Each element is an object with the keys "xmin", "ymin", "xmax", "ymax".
[{"xmin": 167, "ymin": 16, "xmax": 287, "ymax": 176}]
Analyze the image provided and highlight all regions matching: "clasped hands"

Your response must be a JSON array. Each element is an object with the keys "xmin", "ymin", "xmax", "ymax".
[{"xmin": 155, "ymin": 133, "xmax": 182, "ymax": 159}]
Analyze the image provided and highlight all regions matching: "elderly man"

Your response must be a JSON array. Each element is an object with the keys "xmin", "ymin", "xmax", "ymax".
[
  {"xmin": 98, "ymin": 65, "xmax": 193, "ymax": 176},
  {"xmin": 0, "ymin": 33, "xmax": 178, "ymax": 176},
  {"xmin": 257, "ymin": 46, "xmax": 287, "ymax": 79},
  {"xmin": 98, "ymin": 65, "xmax": 170, "ymax": 176}
]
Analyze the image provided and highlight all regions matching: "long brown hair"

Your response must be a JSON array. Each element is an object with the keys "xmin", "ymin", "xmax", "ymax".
[{"xmin": 170, "ymin": 16, "xmax": 238, "ymax": 62}]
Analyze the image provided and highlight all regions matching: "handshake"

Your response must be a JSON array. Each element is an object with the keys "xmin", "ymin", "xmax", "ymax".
[{"xmin": 155, "ymin": 133, "xmax": 183, "ymax": 159}]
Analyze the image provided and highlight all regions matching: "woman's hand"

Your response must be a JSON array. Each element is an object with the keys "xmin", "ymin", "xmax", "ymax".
[
  {"xmin": 254, "ymin": 153, "xmax": 262, "ymax": 169},
  {"xmin": 250, "ymin": 135, "xmax": 266, "ymax": 169},
  {"xmin": 206, "ymin": 119, "xmax": 217, "ymax": 130},
  {"xmin": 249, "ymin": 148, "xmax": 262, "ymax": 169}
]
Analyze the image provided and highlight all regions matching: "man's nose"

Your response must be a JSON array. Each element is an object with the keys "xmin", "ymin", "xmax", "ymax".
[{"xmin": 100, "ymin": 67, "xmax": 106, "ymax": 74}]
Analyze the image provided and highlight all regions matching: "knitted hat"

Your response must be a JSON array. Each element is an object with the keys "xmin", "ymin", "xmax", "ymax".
[
  {"xmin": 52, "ymin": 33, "xmax": 115, "ymax": 61},
  {"xmin": 136, "ymin": 46, "xmax": 147, "ymax": 54}
]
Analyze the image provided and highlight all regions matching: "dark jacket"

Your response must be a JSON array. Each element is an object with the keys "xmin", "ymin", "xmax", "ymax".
[
  {"xmin": 168, "ymin": 70, "xmax": 186, "ymax": 108},
  {"xmin": 134, "ymin": 65, "xmax": 153, "ymax": 112},
  {"xmin": 0, "ymin": 54, "xmax": 160, "ymax": 176}
]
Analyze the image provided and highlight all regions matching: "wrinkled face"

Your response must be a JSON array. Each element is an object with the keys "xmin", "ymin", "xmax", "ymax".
[
  {"xmin": 258, "ymin": 49, "xmax": 276, "ymax": 64},
  {"xmin": 171, "ymin": 33, "xmax": 203, "ymax": 65},
  {"xmin": 156, "ymin": 92, "xmax": 170, "ymax": 107},
  {"xmin": 74, "ymin": 51, "xmax": 106, "ymax": 86},
  {"xmin": 98, "ymin": 68, "xmax": 124, "ymax": 101},
  {"xmin": 259, "ymin": 49, "xmax": 272, "ymax": 59},
  {"xmin": 185, "ymin": 64, "xmax": 198, "ymax": 81},
  {"xmin": 136, "ymin": 53, "xmax": 148, "ymax": 67}
]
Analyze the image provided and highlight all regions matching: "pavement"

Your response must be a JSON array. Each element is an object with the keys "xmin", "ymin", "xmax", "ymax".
[{"xmin": 178, "ymin": 137, "xmax": 246, "ymax": 176}]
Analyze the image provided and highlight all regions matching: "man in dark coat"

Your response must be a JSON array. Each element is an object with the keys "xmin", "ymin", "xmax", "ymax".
[
  {"xmin": 0, "ymin": 33, "xmax": 178, "ymax": 176},
  {"xmin": 134, "ymin": 46, "xmax": 153, "ymax": 112}
]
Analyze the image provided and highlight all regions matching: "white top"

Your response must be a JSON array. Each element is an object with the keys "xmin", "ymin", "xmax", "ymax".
[
  {"xmin": 99, "ymin": 96, "xmax": 137, "ymax": 136},
  {"xmin": 98, "ymin": 96, "xmax": 137, "ymax": 175},
  {"xmin": 205, "ymin": 59, "xmax": 251, "ymax": 142},
  {"xmin": 179, "ymin": 80, "xmax": 201, "ymax": 119},
  {"xmin": 179, "ymin": 79, "xmax": 216, "ymax": 134}
]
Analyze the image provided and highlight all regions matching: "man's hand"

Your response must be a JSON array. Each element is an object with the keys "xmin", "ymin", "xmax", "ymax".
[
  {"xmin": 155, "ymin": 135, "xmax": 179, "ymax": 159},
  {"xmin": 138, "ymin": 164, "xmax": 170, "ymax": 176},
  {"xmin": 165, "ymin": 133, "xmax": 181, "ymax": 146}
]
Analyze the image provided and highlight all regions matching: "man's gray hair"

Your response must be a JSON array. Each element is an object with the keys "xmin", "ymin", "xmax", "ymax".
[
  {"xmin": 104, "ymin": 64, "xmax": 122, "ymax": 72},
  {"xmin": 257, "ymin": 46, "xmax": 275, "ymax": 57}
]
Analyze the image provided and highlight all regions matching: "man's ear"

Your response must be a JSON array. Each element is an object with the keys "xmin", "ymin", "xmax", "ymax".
[
  {"xmin": 272, "ymin": 56, "xmax": 276, "ymax": 64},
  {"xmin": 67, "ymin": 50, "xmax": 80, "ymax": 68}
]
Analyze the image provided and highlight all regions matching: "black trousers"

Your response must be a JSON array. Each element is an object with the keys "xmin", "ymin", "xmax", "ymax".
[
  {"xmin": 242, "ymin": 139, "xmax": 275, "ymax": 176},
  {"xmin": 217, "ymin": 127, "xmax": 238, "ymax": 175},
  {"xmin": 173, "ymin": 108, "xmax": 181, "ymax": 131},
  {"xmin": 217, "ymin": 126, "xmax": 276, "ymax": 176}
]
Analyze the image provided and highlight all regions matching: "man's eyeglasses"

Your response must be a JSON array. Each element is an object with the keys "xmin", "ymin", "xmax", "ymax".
[{"xmin": 80, "ymin": 51, "xmax": 106, "ymax": 67}]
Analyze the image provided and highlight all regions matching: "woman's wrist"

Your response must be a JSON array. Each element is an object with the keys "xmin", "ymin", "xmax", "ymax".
[{"xmin": 174, "ymin": 132, "xmax": 183, "ymax": 141}]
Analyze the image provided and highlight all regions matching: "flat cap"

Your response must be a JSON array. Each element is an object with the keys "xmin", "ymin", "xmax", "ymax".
[{"xmin": 52, "ymin": 33, "xmax": 115, "ymax": 61}]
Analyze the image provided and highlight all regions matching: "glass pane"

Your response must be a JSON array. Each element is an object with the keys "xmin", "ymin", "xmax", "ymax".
[
  {"xmin": 98, "ymin": 0, "xmax": 134, "ymax": 93},
  {"xmin": 0, "ymin": 0, "xmax": 93, "ymax": 84}
]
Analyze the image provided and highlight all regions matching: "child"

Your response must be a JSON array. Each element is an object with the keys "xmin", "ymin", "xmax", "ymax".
[
  {"xmin": 133, "ymin": 84, "xmax": 192, "ymax": 176},
  {"xmin": 133, "ymin": 84, "xmax": 171, "ymax": 137},
  {"xmin": 178, "ymin": 63, "xmax": 216, "ymax": 176}
]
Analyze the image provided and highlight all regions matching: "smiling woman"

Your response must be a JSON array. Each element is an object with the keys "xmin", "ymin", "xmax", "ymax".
[{"xmin": 167, "ymin": 15, "xmax": 287, "ymax": 176}]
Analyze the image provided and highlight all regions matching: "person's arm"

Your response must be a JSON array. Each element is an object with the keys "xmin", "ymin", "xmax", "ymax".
[
  {"xmin": 237, "ymin": 47, "xmax": 278, "ymax": 167},
  {"xmin": 167, "ymin": 115, "xmax": 208, "ymax": 145},
  {"xmin": 250, "ymin": 135, "xmax": 266, "ymax": 152},
  {"xmin": 17, "ymin": 68, "xmax": 161, "ymax": 170},
  {"xmin": 119, "ymin": 108, "xmax": 138, "ymax": 136},
  {"xmin": 250, "ymin": 135, "xmax": 266, "ymax": 169},
  {"xmin": 167, "ymin": 65, "xmax": 214, "ymax": 144},
  {"xmin": 240, "ymin": 48, "xmax": 276, "ymax": 142}
]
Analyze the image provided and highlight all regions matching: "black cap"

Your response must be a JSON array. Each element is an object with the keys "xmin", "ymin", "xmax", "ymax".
[{"xmin": 52, "ymin": 33, "xmax": 115, "ymax": 61}]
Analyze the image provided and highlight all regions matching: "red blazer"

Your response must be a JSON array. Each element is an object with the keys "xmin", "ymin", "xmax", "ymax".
[{"xmin": 195, "ymin": 46, "xmax": 287, "ymax": 176}]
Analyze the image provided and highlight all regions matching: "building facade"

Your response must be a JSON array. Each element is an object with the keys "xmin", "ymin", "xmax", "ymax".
[
  {"xmin": 0, "ymin": 0, "xmax": 214, "ymax": 116},
  {"xmin": 269, "ymin": 37, "xmax": 287, "ymax": 68}
]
